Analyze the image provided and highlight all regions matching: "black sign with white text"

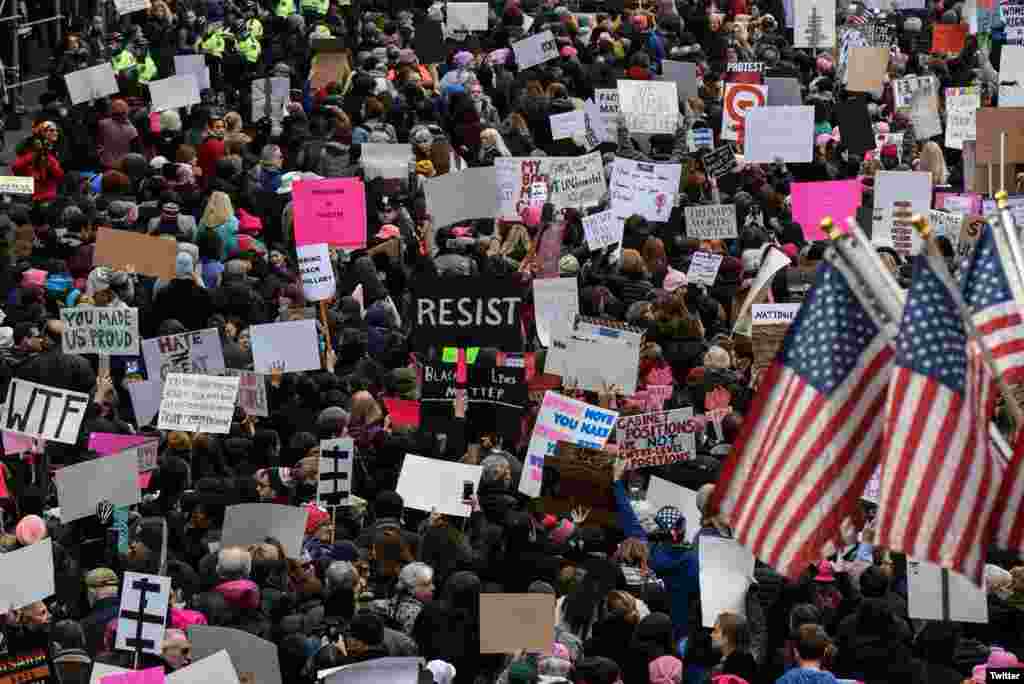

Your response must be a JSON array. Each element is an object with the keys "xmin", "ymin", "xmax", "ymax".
[{"xmin": 411, "ymin": 277, "xmax": 523, "ymax": 350}]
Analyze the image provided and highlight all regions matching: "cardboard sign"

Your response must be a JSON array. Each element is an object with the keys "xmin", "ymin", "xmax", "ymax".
[
  {"xmin": 592, "ymin": 89, "xmax": 620, "ymax": 140},
  {"xmin": 2, "ymin": 378, "xmax": 90, "ymax": 445},
  {"xmin": 360, "ymin": 144, "xmax": 413, "ymax": 180},
  {"xmin": 64, "ymin": 63, "xmax": 119, "ymax": 105},
  {"xmin": 549, "ymin": 110, "xmax": 586, "ymax": 140},
  {"xmin": 794, "ymin": 0, "xmax": 836, "ymax": 48},
  {"xmin": 127, "ymin": 380, "xmax": 162, "ymax": 427},
  {"xmin": 743, "ymin": 106, "xmax": 814, "ymax": 162},
  {"xmin": 60, "ymin": 306, "xmax": 139, "ymax": 355},
  {"xmin": 894, "ymin": 75, "xmax": 936, "ymax": 111},
  {"xmin": 293, "ymin": 177, "xmax": 367, "ymax": 249},
  {"xmin": 148, "ymin": 74, "xmax": 201, "ymax": 112},
  {"xmin": 411, "ymin": 277, "xmax": 523, "ymax": 350},
  {"xmin": 907, "ymin": 560, "xmax": 987, "ymax": 622},
  {"xmin": 546, "ymin": 320, "xmax": 643, "ymax": 396},
  {"xmin": 702, "ymin": 146, "xmax": 738, "ymax": 179},
  {"xmin": 699, "ymin": 537, "xmax": 756, "ymax": 627},
  {"xmin": 221, "ymin": 504, "xmax": 307, "ymax": 558},
  {"xmin": 512, "ymin": 30, "xmax": 558, "ymax": 69},
  {"xmin": 975, "ymin": 108, "xmax": 1024, "ymax": 163},
  {"xmin": 479, "ymin": 594, "xmax": 555, "ymax": 654},
  {"xmin": 227, "ymin": 370, "xmax": 268, "ymax": 418},
  {"xmin": 0, "ymin": 539, "xmax": 54, "ymax": 612},
  {"xmin": 92, "ymin": 664, "xmax": 132, "ymax": 684},
  {"xmin": 663, "ymin": 60, "xmax": 699, "ymax": 100},
  {"xmin": 447, "ymin": 2, "xmax": 488, "ymax": 30},
  {"xmin": 382, "ymin": 398, "xmax": 420, "ymax": 427},
  {"xmin": 929, "ymin": 210, "xmax": 965, "ymax": 253},
  {"xmin": 100, "ymin": 666, "xmax": 165, "ymax": 684},
  {"xmin": 396, "ymin": 454, "xmax": 483, "ymax": 517},
  {"xmin": 0, "ymin": 176, "xmax": 34, "ymax": 195},
  {"xmin": 609, "ymin": 157, "xmax": 682, "ymax": 223},
  {"xmin": 319, "ymin": 659, "xmax": 418, "ymax": 684},
  {"xmin": 424, "ymin": 166, "xmax": 499, "ymax": 228},
  {"xmin": 931, "ymin": 23, "xmax": 967, "ymax": 53},
  {"xmin": 95, "ymin": 228, "xmax": 178, "ymax": 280},
  {"xmin": 188, "ymin": 628, "xmax": 280, "ymax": 684},
  {"xmin": 721, "ymin": 83, "xmax": 766, "ymax": 142},
  {"xmin": 945, "ymin": 87, "xmax": 981, "ymax": 151},
  {"xmin": 116, "ymin": 573, "xmax": 171, "ymax": 656},
  {"xmin": 420, "ymin": 362, "xmax": 526, "ymax": 442},
  {"xmin": 846, "ymin": 47, "xmax": 889, "ymax": 93},
  {"xmin": 297, "ymin": 243, "xmax": 336, "ymax": 302},
  {"xmin": 582, "ymin": 209, "xmax": 625, "ymax": 251},
  {"xmin": 495, "ymin": 153, "xmax": 606, "ymax": 219},
  {"xmin": 765, "ymin": 76, "xmax": 803, "ymax": 105},
  {"xmin": 687, "ymin": 251, "xmax": 724, "ymax": 286},
  {"xmin": 174, "ymin": 54, "xmax": 210, "ymax": 91},
  {"xmin": 618, "ymin": 80, "xmax": 678, "ymax": 135},
  {"xmin": 872, "ymin": 171, "xmax": 932, "ymax": 257},
  {"xmin": 250, "ymin": 319, "xmax": 321, "ymax": 374},
  {"xmin": 113, "ymin": 0, "xmax": 150, "ymax": 14},
  {"xmin": 88, "ymin": 432, "xmax": 159, "ymax": 470},
  {"xmin": 752, "ymin": 303, "xmax": 801, "ymax": 324},
  {"xmin": 617, "ymin": 408, "xmax": 698, "ymax": 469},
  {"xmin": 157, "ymin": 373, "xmax": 240, "ymax": 434},
  {"xmin": 685, "ymin": 204, "xmax": 738, "ymax": 239},
  {"xmin": 142, "ymin": 328, "xmax": 226, "ymax": 382},
  {"xmin": 318, "ymin": 438, "xmax": 353, "ymax": 507},
  {"xmin": 791, "ymin": 180, "xmax": 862, "ymax": 240},
  {"xmin": 835, "ymin": 100, "xmax": 876, "ymax": 156},
  {"xmin": 1000, "ymin": 85, "xmax": 1024, "ymax": 107},
  {"xmin": 533, "ymin": 277, "xmax": 579, "ymax": 348},
  {"xmin": 167, "ymin": 652, "xmax": 238, "ymax": 684},
  {"xmin": 251, "ymin": 76, "xmax": 289, "ymax": 123}
]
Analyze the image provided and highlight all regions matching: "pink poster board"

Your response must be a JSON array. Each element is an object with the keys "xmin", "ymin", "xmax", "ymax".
[
  {"xmin": 293, "ymin": 177, "xmax": 367, "ymax": 249},
  {"xmin": 791, "ymin": 180, "xmax": 862, "ymax": 241}
]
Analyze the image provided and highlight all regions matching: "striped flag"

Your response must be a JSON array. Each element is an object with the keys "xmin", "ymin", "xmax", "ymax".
[
  {"xmin": 990, "ymin": 436, "xmax": 1024, "ymax": 553},
  {"xmin": 709, "ymin": 261, "xmax": 894, "ymax": 578},
  {"xmin": 877, "ymin": 256, "xmax": 1001, "ymax": 585}
]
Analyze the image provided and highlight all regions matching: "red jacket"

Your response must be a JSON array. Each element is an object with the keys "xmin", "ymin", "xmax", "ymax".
[
  {"xmin": 12, "ymin": 149, "xmax": 64, "ymax": 202},
  {"xmin": 197, "ymin": 136, "xmax": 226, "ymax": 187}
]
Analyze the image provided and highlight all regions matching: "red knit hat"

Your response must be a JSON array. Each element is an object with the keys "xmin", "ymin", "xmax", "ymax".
[{"xmin": 305, "ymin": 504, "xmax": 331, "ymax": 535}]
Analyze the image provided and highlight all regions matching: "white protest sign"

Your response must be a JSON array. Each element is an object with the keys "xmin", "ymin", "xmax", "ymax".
[
  {"xmin": 167, "ymin": 651, "xmax": 239, "ymax": 684},
  {"xmin": 0, "ymin": 176, "xmax": 34, "ymax": 195},
  {"xmin": 618, "ymin": 80, "xmax": 678, "ymax": 135},
  {"xmin": 187, "ymin": 626, "xmax": 282, "ymax": 684},
  {"xmin": 699, "ymin": 537, "xmax": 756, "ymax": 627},
  {"xmin": 592, "ymin": 89, "xmax": 620, "ymax": 142},
  {"xmin": 113, "ymin": 0, "xmax": 150, "ymax": 14},
  {"xmin": 894, "ymin": 75, "xmax": 936, "ymax": 110},
  {"xmin": 743, "ymin": 106, "xmax": 814, "ymax": 162},
  {"xmin": 251, "ymin": 76, "xmax": 290, "ymax": 123},
  {"xmin": 361, "ymin": 143, "xmax": 414, "ymax": 180},
  {"xmin": 549, "ymin": 110, "xmax": 586, "ymax": 140},
  {"xmin": 60, "ymin": 306, "xmax": 139, "ymax": 355},
  {"xmin": 397, "ymin": 454, "xmax": 483, "ymax": 517},
  {"xmin": 646, "ymin": 476, "xmax": 701, "ymax": 542},
  {"xmin": 794, "ymin": 0, "xmax": 836, "ymax": 48},
  {"xmin": 297, "ymin": 243, "xmax": 336, "ymax": 302},
  {"xmin": 174, "ymin": 54, "xmax": 211, "ymax": 91},
  {"xmin": 142, "ymin": 328, "xmax": 226, "ymax": 382},
  {"xmin": 424, "ymin": 166, "xmax": 499, "ymax": 228},
  {"xmin": 546, "ymin": 322, "xmax": 643, "ymax": 395},
  {"xmin": 227, "ymin": 370, "xmax": 268, "ymax": 418},
  {"xmin": 533, "ymin": 277, "xmax": 579, "ymax": 348},
  {"xmin": 582, "ymin": 209, "xmax": 625, "ymax": 251},
  {"xmin": 495, "ymin": 153, "xmax": 606, "ymax": 219},
  {"xmin": 221, "ymin": 504, "xmax": 307, "ymax": 558},
  {"xmin": 251, "ymin": 319, "xmax": 321, "ymax": 374},
  {"xmin": 609, "ymin": 157, "xmax": 682, "ymax": 223},
  {"xmin": 128, "ymin": 379, "xmax": 162, "ymax": 427},
  {"xmin": 512, "ymin": 30, "xmax": 558, "ymax": 70},
  {"xmin": 736, "ymin": 247, "xmax": 794, "ymax": 324},
  {"xmin": 1000, "ymin": 85, "xmax": 1024, "ymax": 107},
  {"xmin": 1, "ymin": 378, "xmax": 90, "ymax": 444},
  {"xmin": 752, "ymin": 303, "xmax": 801, "ymax": 324},
  {"xmin": 64, "ymin": 63, "xmax": 120, "ymax": 106},
  {"xmin": 685, "ymin": 204, "xmax": 738, "ymax": 239},
  {"xmin": 929, "ymin": 210, "xmax": 964, "ymax": 252},
  {"xmin": 447, "ymin": 2, "xmax": 488, "ymax": 30},
  {"xmin": 1001, "ymin": 45, "xmax": 1024, "ymax": 86},
  {"xmin": 686, "ymin": 251, "xmax": 724, "ymax": 286},
  {"xmin": 158, "ymin": 373, "xmax": 240, "ymax": 434},
  {"xmin": 148, "ymin": 74, "xmax": 201, "ymax": 112},
  {"xmin": 663, "ymin": 60, "xmax": 699, "ymax": 100},
  {"xmin": 116, "ymin": 572, "xmax": 171, "ymax": 655},
  {"xmin": 617, "ymin": 408, "xmax": 698, "ymax": 469},
  {"xmin": 0, "ymin": 539, "xmax": 54, "ymax": 612},
  {"xmin": 910, "ymin": 90, "xmax": 942, "ymax": 140},
  {"xmin": 55, "ymin": 450, "xmax": 141, "ymax": 523},
  {"xmin": 319, "ymin": 658, "xmax": 419, "ymax": 684},
  {"xmin": 318, "ymin": 438, "xmax": 354, "ymax": 507},
  {"xmin": 907, "ymin": 560, "xmax": 987, "ymax": 623},
  {"xmin": 945, "ymin": 87, "xmax": 980, "ymax": 150},
  {"xmin": 872, "ymin": 171, "xmax": 932, "ymax": 257}
]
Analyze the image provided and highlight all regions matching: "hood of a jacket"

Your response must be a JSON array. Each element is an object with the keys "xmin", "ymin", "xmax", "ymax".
[{"xmin": 213, "ymin": 578, "xmax": 261, "ymax": 611}]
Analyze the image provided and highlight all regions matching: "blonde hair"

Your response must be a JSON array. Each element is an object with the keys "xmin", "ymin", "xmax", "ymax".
[
  {"xmin": 224, "ymin": 111, "xmax": 243, "ymax": 133},
  {"xmin": 918, "ymin": 141, "xmax": 948, "ymax": 187},
  {"xmin": 201, "ymin": 191, "xmax": 234, "ymax": 228},
  {"xmin": 350, "ymin": 390, "xmax": 383, "ymax": 425}
]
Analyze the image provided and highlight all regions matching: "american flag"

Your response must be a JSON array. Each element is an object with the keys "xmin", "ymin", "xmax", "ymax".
[
  {"xmin": 709, "ymin": 262, "xmax": 894, "ymax": 578},
  {"xmin": 876, "ymin": 256, "xmax": 1001, "ymax": 585}
]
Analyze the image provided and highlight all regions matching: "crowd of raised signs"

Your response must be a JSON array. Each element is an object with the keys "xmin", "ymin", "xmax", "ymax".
[{"xmin": 0, "ymin": 0, "xmax": 1023, "ymax": 682}]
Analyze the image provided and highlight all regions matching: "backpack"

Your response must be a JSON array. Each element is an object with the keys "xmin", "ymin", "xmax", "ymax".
[{"xmin": 317, "ymin": 142, "xmax": 357, "ymax": 178}]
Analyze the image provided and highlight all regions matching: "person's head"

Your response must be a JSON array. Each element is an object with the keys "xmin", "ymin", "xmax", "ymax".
[
  {"xmin": 918, "ymin": 140, "xmax": 947, "ymax": 186},
  {"xmin": 642, "ymin": 237, "xmax": 667, "ymax": 274},
  {"xmin": 374, "ymin": 491, "xmax": 405, "ymax": 520},
  {"xmin": 712, "ymin": 611, "xmax": 750, "ymax": 657},
  {"xmin": 606, "ymin": 590, "xmax": 641, "ymax": 624},
  {"xmin": 793, "ymin": 623, "xmax": 831, "ymax": 665},
  {"xmin": 17, "ymin": 601, "xmax": 50, "ymax": 626},
  {"xmin": 397, "ymin": 561, "xmax": 435, "ymax": 602},
  {"xmin": 620, "ymin": 248, "xmax": 647, "ymax": 277},
  {"xmin": 326, "ymin": 560, "xmax": 361, "ymax": 592},
  {"xmin": 480, "ymin": 454, "xmax": 512, "ymax": 485},
  {"xmin": 260, "ymin": 144, "xmax": 283, "ymax": 169},
  {"xmin": 350, "ymin": 390, "xmax": 382, "ymax": 425},
  {"xmin": 207, "ymin": 114, "xmax": 226, "ymax": 138},
  {"xmin": 151, "ymin": 1, "xmax": 170, "ymax": 20},
  {"xmin": 216, "ymin": 546, "xmax": 253, "ymax": 580},
  {"xmin": 161, "ymin": 629, "xmax": 191, "ymax": 670},
  {"xmin": 789, "ymin": 603, "xmax": 821, "ymax": 635},
  {"xmin": 613, "ymin": 537, "xmax": 649, "ymax": 572},
  {"xmin": 201, "ymin": 191, "xmax": 234, "ymax": 228},
  {"xmin": 224, "ymin": 111, "xmax": 243, "ymax": 133},
  {"xmin": 987, "ymin": 564, "xmax": 1013, "ymax": 601},
  {"xmin": 237, "ymin": 326, "xmax": 251, "ymax": 352},
  {"xmin": 346, "ymin": 612, "xmax": 383, "ymax": 656},
  {"xmin": 1011, "ymin": 566, "xmax": 1024, "ymax": 594},
  {"xmin": 84, "ymin": 568, "xmax": 119, "ymax": 606}
]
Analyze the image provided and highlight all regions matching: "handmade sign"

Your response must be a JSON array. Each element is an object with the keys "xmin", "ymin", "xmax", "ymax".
[
  {"xmin": 608, "ymin": 157, "xmax": 682, "ymax": 223},
  {"xmin": 699, "ymin": 537, "xmax": 756, "ymax": 627},
  {"xmin": 646, "ymin": 476, "xmax": 701, "ymax": 542},
  {"xmin": 480, "ymin": 595, "xmax": 555, "ymax": 654},
  {"xmin": 721, "ymin": 83, "xmax": 766, "ymax": 143},
  {"xmin": 663, "ymin": 60, "xmax": 699, "ymax": 100},
  {"xmin": 297, "ymin": 243, "xmax": 336, "ymax": 302},
  {"xmin": 64, "ymin": 63, "xmax": 119, "ymax": 105},
  {"xmin": 128, "ymin": 380, "xmax": 162, "ymax": 427},
  {"xmin": 88, "ymin": 431, "xmax": 159, "ymax": 477},
  {"xmin": 702, "ymin": 146, "xmax": 738, "ymax": 179},
  {"xmin": 533, "ymin": 277, "xmax": 579, "ymax": 348},
  {"xmin": 685, "ymin": 204, "xmax": 738, "ymax": 239},
  {"xmin": 157, "ymin": 373, "xmax": 240, "ymax": 434},
  {"xmin": 512, "ymin": 30, "xmax": 558, "ymax": 69},
  {"xmin": 396, "ymin": 454, "xmax": 483, "ymax": 517},
  {"xmin": 495, "ymin": 153, "xmax": 606, "ymax": 219},
  {"xmin": 549, "ymin": 110, "xmax": 586, "ymax": 140},
  {"xmin": 591, "ymin": 89, "xmax": 620, "ymax": 140},
  {"xmin": 582, "ymin": 209, "xmax": 625, "ymax": 251},
  {"xmin": 188, "ymin": 627, "xmax": 282, "ymax": 684},
  {"xmin": 55, "ymin": 450, "xmax": 142, "ymax": 522},
  {"xmin": 0, "ymin": 539, "xmax": 54, "ymax": 612},
  {"xmin": 872, "ymin": 171, "xmax": 932, "ymax": 257},
  {"xmin": 142, "ymin": 328, "xmax": 226, "ymax": 382},
  {"xmin": 447, "ymin": 2, "xmax": 488, "ymax": 30},
  {"xmin": 794, "ymin": 0, "xmax": 836, "ymax": 47},
  {"xmin": 318, "ymin": 438, "xmax": 353, "ymax": 507},
  {"xmin": 227, "ymin": 370, "xmax": 268, "ymax": 417},
  {"xmin": 148, "ymin": 74, "xmax": 201, "ymax": 112},
  {"xmin": 893, "ymin": 75, "xmax": 936, "ymax": 110},
  {"xmin": 846, "ymin": 47, "xmax": 889, "ymax": 93},
  {"xmin": 907, "ymin": 559, "xmax": 987, "ymax": 623},
  {"xmin": 790, "ymin": 180, "xmax": 861, "ymax": 240},
  {"xmin": 0, "ymin": 176, "xmax": 34, "ymax": 195},
  {"xmin": 765, "ymin": 76, "xmax": 803, "ymax": 105},
  {"xmin": 931, "ymin": 23, "xmax": 968, "ymax": 53},
  {"xmin": 251, "ymin": 76, "xmax": 289, "ymax": 123},
  {"xmin": 174, "ymin": 54, "xmax": 210, "ymax": 90},
  {"xmin": 221, "ymin": 504, "xmax": 307, "ymax": 558},
  {"xmin": 60, "ymin": 306, "xmax": 139, "ymax": 355},
  {"xmin": 752, "ymin": 303, "xmax": 801, "ymax": 324},
  {"xmin": 251, "ymin": 320, "xmax": 321, "ymax": 374},
  {"xmin": 411, "ymin": 276, "xmax": 523, "ymax": 350},
  {"xmin": 975, "ymin": 108, "xmax": 1024, "ymax": 163},
  {"xmin": 116, "ymin": 573, "xmax": 171, "ymax": 656},
  {"xmin": 687, "ymin": 251, "xmax": 724, "ymax": 287},
  {"xmin": 113, "ymin": 0, "xmax": 150, "ymax": 14},
  {"xmin": 743, "ymin": 106, "xmax": 814, "ymax": 162},
  {"xmin": 929, "ymin": 210, "xmax": 965, "ymax": 252},
  {"xmin": 546, "ymin": 319, "xmax": 643, "ymax": 395},
  {"xmin": 945, "ymin": 87, "xmax": 980, "ymax": 150},
  {"xmin": 293, "ymin": 177, "xmax": 367, "ymax": 249},
  {"xmin": 166, "ymin": 651, "xmax": 239, "ymax": 684},
  {"xmin": 424, "ymin": 167, "xmax": 499, "ymax": 228},
  {"xmin": 2, "ymin": 378, "xmax": 90, "ymax": 444},
  {"xmin": 95, "ymin": 228, "xmax": 178, "ymax": 280},
  {"xmin": 618, "ymin": 80, "xmax": 678, "ymax": 135},
  {"xmin": 319, "ymin": 659, "xmax": 419, "ymax": 684},
  {"xmin": 419, "ymin": 362, "xmax": 526, "ymax": 441},
  {"xmin": 617, "ymin": 408, "xmax": 698, "ymax": 469}
]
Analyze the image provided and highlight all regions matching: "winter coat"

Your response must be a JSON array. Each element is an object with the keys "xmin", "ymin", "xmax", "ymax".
[{"xmin": 152, "ymin": 279, "xmax": 214, "ymax": 333}]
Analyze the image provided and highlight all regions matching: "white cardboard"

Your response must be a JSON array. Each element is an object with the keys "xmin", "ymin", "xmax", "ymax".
[
  {"xmin": 618, "ymin": 80, "xmax": 678, "ymax": 135},
  {"xmin": 321, "ymin": 658, "xmax": 420, "ymax": 684},
  {"xmin": 174, "ymin": 54, "xmax": 211, "ymax": 91},
  {"xmin": 512, "ymin": 30, "xmax": 558, "ymax": 69},
  {"xmin": 396, "ymin": 454, "xmax": 483, "ymax": 518},
  {"xmin": 582, "ymin": 209, "xmax": 625, "ymax": 252},
  {"xmin": 447, "ymin": 2, "xmax": 488, "ymax": 30},
  {"xmin": 550, "ymin": 110, "xmax": 586, "ymax": 140},
  {"xmin": 55, "ymin": 450, "xmax": 141, "ymax": 523},
  {"xmin": 743, "ymin": 106, "xmax": 815, "ymax": 162},
  {"xmin": 0, "ymin": 176, "xmax": 34, "ymax": 195},
  {"xmin": 0, "ymin": 538, "xmax": 55, "ymax": 612},
  {"xmin": 1, "ymin": 378, "xmax": 91, "ymax": 444},
  {"xmin": 142, "ymin": 328, "xmax": 226, "ymax": 383},
  {"xmin": 221, "ymin": 504, "xmax": 308, "ymax": 558},
  {"xmin": 64, "ymin": 63, "xmax": 119, "ymax": 105},
  {"xmin": 251, "ymin": 319, "xmax": 321, "ymax": 374},
  {"xmin": 685, "ymin": 204, "xmax": 738, "ymax": 239},
  {"xmin": 609, "ymin": 157, "xmax": 682, "ymax": 223},
  {"xmin": 167, "ymin": 651, "xmax": 239, "ymax": 684},
  {"xmin": 687, "ymin": 251, "xmax": 724, "ymax": 286},
  {"xmin": 297, "ymin": 243, "xmax": 336, "ymax": 302},
  {"xmin": 127, "ymin": 378, "xmax": 162, "ymax": 427},
  {"xmin": 699, "ymin": 537, "xmax": 756, "ymax": 627},
  {"xmin": 318, "ymin": 437, "xmax": 354, "ymax": 507},
  {"xmin": 751, "ymin": 303, "xmax": 801, "ymax": 324},
  {"xmin": 116, "ymin": 572, "xmax": 171, "ymax": 655},
  {"xmin": 532, "ymin": 277, "xmax": 579, "ymax": 348},
  {"xmin": 157, "ymin": 373, "xmax": 240, "ymax": 434},
  {"xmin": 907, "ymin": 559, "xmax": 988, "ymax": 623},
  {"xmin": 871, "ymin": 171, "xmax": 932, "ymax": 257},
  {"xmin": 187, "ymin": 626, "xmax": 282, "ymax": 684},
  {"xmin": 148, "ymin": 74, "xmax": 201, "ymax": 112}
]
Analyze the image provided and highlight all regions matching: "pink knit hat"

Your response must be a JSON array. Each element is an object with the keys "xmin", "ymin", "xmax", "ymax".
[
  {"xmin": 649, "ymin": 655, "xmax": 683, "ymax": 684},
  {"xmin": 520, "ymin": 205, "xmax": 542, "ymax": 228},
  {"xmin": 549, "ymin": 518, "xmax": 576, "ymax": 545},
  {"xmin": 15, "ymin": 514, "xmax": 47, "ymax": 546}
]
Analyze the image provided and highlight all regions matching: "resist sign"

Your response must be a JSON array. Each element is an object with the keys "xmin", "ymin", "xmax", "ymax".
[{"xmin": 411, "ymin": 277, "xmax": 523, "ymax": 350}]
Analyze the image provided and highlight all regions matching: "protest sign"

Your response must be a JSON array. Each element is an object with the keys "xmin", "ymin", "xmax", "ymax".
[
  {"xmin": 791, "ymin": 180, "xmax": 861, "ymax": 240},
  {"xmin": 100, "ymin": 666, "xmax": 164, "ymax": 684},
  {"xmin": 929, "ymin": 210, "xmax": 965, "ymax": 251},
  {"xmin": 319, "ymin": 659, "xmax": 419, "ymax": 684},
  {"xmin": 157, "ymin": 373, "xmax": 240, "ymax": 434},
  {"xmin": 420, "ymin": 362, "xmax": 526, "ymax": 441},
  {"xmin": 396, "ymin": 454, "xmax": 483, "ymax": 517},
  {"xmin": 512, "ymin": 30, "xmax": 557, "ymax": 69},
  {"xmin": 592, "ymin": 89, "xmax": 620, "ymax": 139},
  {"xmin": 64, "ymin": 63, "xmax": 120, "ymax": 105},
  {"xmin": 932, "ymin": 23, "xmax": 968, "ymax": 53},
  {"xmin": 699, "ymin": 537, "xmax": 756, "ymax": 627},
  {"xmin": 113, "ymin": 0, "xmax": 150, "ymax": 13},
  {"xmin": 687, "ymin": 251, "xmax": 724, "ymax": 286},
  {"xmin": 609, "ymin": 157, "xmax": 682, "ymax": 223},
  {"xmin": 296, "ymin": 243, "xmax": 336, "ymax": 302},
  {"xmin": 116, "ymin": 573, "xmax": 171, "ymax": 656},
  {"xmin": 617, "ymin": 408, "xmax": 698, "ymax": 469},
  {"xmin": 495, "ymin": 153, "xmax": 606, "ymax": 219},
  {"xmin": 411, "ymin": 276, "xmax": 523, "ymax": 349},
  {"xmin": 480, "ymin": 595, "xmax": 555, "ymax": 654},
  {"xmin": 60, "ymin": 306, "xmax": 139, "ymax": 355},
  {"xmin": 0, "ymin": 176, "xmax": 34, "ymax": 195},
  {"xmin": 293, "ymin": 177, "xmax": 367, "ymax": 249},
  {"xmin": 360, "ymin": 144, "xmax": 413, "ymax": 180},
  {"xmin": 142, "ymin": 328, "xmax": 226, "ymax": 382},
  {"xmin": 88, "ymin": 432, "xmax": 159, "ymax": 477},
  {"xmin": 846, "ymin": 47, "xmax": 889, "ymax": 92},
  {"xmin": 226, "ymin": 370, "xmax": 268, "ymax": 417},
  {"xmin": 251, "ymin": 76, "xmax": 289, "ymax": 123},
  {"xmin": 736, "ymin": 247, "xmax": 794, "ymax": 325},
  {"xmin": 95, "ymin": 228, "xmax": 178, "ymax": 280},
  {"xmin": 581, "ymin": 209, "xmax": 625, "ymax": 251},
  {"xmin": 318, "ymin": 438, "xmax": 353, "ymax": 507},
  {"xmin": 685, "ymin": 204, "xmax": 738, "ymax": 239},
  {"xmin": 167, "ymin": 651, "xmax": 239, "ymax": 684},
  {"xmin": 743, "ymin": 105, "xmax": 814, "ymax": 162},
  {"xmin": 382, "ymin": 398, "xmax": 419, "ymax": 427},
  {"xmin": 128, "ymin": 379, "xmax": 162, "ymax": 427},
  {"xmin": 893, "ymin": 75, "xmax": 935, "ymax": 110},
  {"xmin": 549, "ymin": 110, "xmax": 586, "ymax": 140},
  {"xmin": 2, "ymin": 431, "xmax": 42, "ymax": 456},
  {"xmin": 447, "ymin": 2, "xmax": 488, "ymax": 30},
  {"xmin": 872, "ymin": 171, "xmax": 932, "ymax": 257},
  {"xmin": 92, "ymin": 664, "xmax": 133, "ymax": 684},
  {"xmin": 250, "ymin": 320, "xmax": 321, "ymax": 374},
  {"xmin": 0, "ymin": 539, "xmax": 54, "ymax": 612},
  {"xmin": 173, "ymin": 54, "xmax": 210, "ymax": 91},
  {"xmin": 765, "ymin": 76, "xmax": 803, "ymax": 105},
  {"xmin": 835, "ymin": 100, "xmax": 876, "ymax": 156},
  {"xmin": 2, "ymin": 378, "xmax": 90, "ymax": 444},
  {"xmin": 55, "ymin": 448, "xmax": 140, "ymax": 524},
  {"xmin": 752, "ymin": 303, "xmax": 802, "ymax": 324},
  {"xmin": 701, "ymin": 146, "xmax": 738, "ymax": 179},
  {"xmin": 936, "ymin": 192, "xmax": 982, "ymax": 215},
  {"xmin": 945, "ymin": 87, "xmax": 980, "ymax": 150},
  {"xmin": 724, "ymin": 61, "xmax": 765, "ymax": 84},
  {"xmin": 618, "ymin": 80, "xmax": 678, "ymax": 134},
  {"xmin": 794, "ymin": 0, "xmax": 835, "ymax": 47},
  {"xmin": 663, "ymin": 60, "xmax": 698, "ymax": 100},
  {"xmin": 221, "ymin": 504, "xmax": 307, "ymax": 558},
  {"xmin": 910, "ymin": 89, "xmax": 943, "ymax": 140},
  {"xmin": 907, "ymin": 560, "xmax": 987, "ymax": 622},
  {"xmin": 0, "ymin": 647, "xmax": 49, "ymax": 682},
  {"xmin": 721, "ymin": 83, "xmax": 766, "ymax": 142},
  {"xmin": 1000, "ymin": 85, "xmax": 1024, "ymax": 107},
  {"xmin": 188, "ymin": 627, "xmax": 281, "ymax": 684},
  {"xmin": 646, "ymin": 476, "xmax": 701, "ymax": 542},
  {"xmin": 148, "ymin": 74, "xmax": 201, "ymax": 112},
  {"xmin": 533, "ymin": 277, "xmax": 579, "ymax": 347},
  {"xmin": 1004, "ymin": 46, "xmax": 1024, "ymax": 88},
  {"xmin": 975, "ymin": 108, "xmax": 1024, "ymax": 163},
  {"xmin": 546, "ymin": 318, "xmax": 644, "ymax": 395},
  {"xmin": 424, "ymin": 166, "xmax": 498, "ymax": 228}
]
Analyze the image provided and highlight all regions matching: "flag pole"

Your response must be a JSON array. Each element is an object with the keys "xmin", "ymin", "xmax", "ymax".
[
  {"xmin": 992, "ymin": 190, "xmax": 1024, "ymax": 306},
  {"xmin": 913, "ymin": 214, "xmax": 1024, "ymax": 427}
]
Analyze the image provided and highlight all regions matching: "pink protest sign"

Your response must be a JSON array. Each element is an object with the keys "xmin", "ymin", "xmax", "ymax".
[
  {"xmin": 293, "ymin": 177, "xmax": 367, "ymax": 249},
  {"xmin": 2, "ymin": 431, "xmax": 43, "ymax": 455},
  {"xmin": 101, "ymin": 665, "xmax": 165, "ymax": 684},
  {"xmin": 791, "ymin": 180, "xmax": 862, "ymax": 241},
  {"xmin": 88, "ymin": 432, "xmax": 148, "ymax": 455},
  {"xmin": 934, "ymin": 192, "xmax": 982, "ymax": 215}
]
